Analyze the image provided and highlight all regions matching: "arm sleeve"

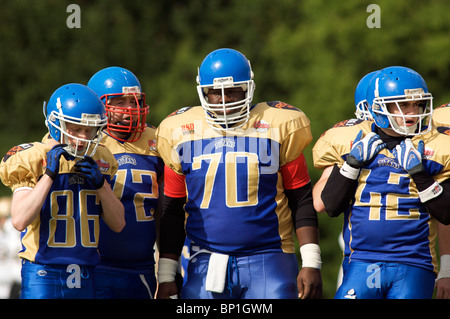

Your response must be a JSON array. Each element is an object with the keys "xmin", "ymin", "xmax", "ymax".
[
  {"xmin": 285, "ymin": 182, "xmax": 318, "ymax": 229},
  {"xmin": 281, "ymin": 154, "xmax": 317, "ymax": 229},
  {"xmin": 159, "ymin": 193, "xmax": 187, "ymax": 256},
  {"xmin": 159, "ymin": 165, "xmax": 188, "ymax": 255},
  {"xmin": 321, "ymin": 164, "xmax": 358, "ymax": 217},
  {"xmin": 411, "ymin": 171, "xmax": 450, "ymax": 225}
]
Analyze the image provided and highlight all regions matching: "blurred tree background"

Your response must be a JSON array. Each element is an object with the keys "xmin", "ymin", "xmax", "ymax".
[{"xmin": 0, "ymin": 0, "xmax": 448, "ymax": 298}]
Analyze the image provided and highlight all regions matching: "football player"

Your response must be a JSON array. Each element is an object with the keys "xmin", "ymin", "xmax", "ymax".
[
  {"xmin": 0, "ymin": 83, "xmax": 125, "ymax": 299},
  {"xmin": 431, "ymin": 102, "xmax": 450, "ymax": 299},
  {"xmin": 155, "ymin": 48, "xmax": 322, "ymax": 299},
  {"xmin": 87, "ymin": 67, "xmax": 164, "ymax": 299},
  {"xmin": 313, "ymin": 66, "xmax": 450, "ymax": 299},
  {"xmin": 329, "ymin": 70, "xmax": 379, "ymax": 289}
]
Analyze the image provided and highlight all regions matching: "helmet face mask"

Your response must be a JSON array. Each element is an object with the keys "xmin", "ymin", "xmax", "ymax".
[
  {"xmin": 197, "ymin": 78, "xmax": 254, "ymax": 130},
  {"xmin": 355, "ymin": 100, "xmax": 372, "ymax": 121},
  {"xmin": 87, "ymin": 67, "xmax": 149, "ymax": 142},
  {"xmin": 196, "ymin": 49, "xmax": 255, "ymax": 131},
  {"xmin": 104, "ymin": 91, "xmax": 149, "ymax": 142},
  {"xmin": 367, "ymin": 66, "xmax": 433, "ymax": 136},
  {"xmin": 44, "ymin": 84, "xmax": 107, "ymax": 158},
  {"xmin": 372, "ymin": 94, "xmax": 432, "ymax": 135}
]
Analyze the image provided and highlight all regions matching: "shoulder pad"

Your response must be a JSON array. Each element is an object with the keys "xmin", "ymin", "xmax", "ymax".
[
  {"xmin": 2, "ymin": 143, "xmax": 35, "ymax": 162},
  {"xmin": 166, "ymin": 107, "xmax": 193, "ymax": 118},
  {"xmin": 266, "ymin": 101, "xmax": 301, "ymax": 111},
  {"xmin": 435, "ymin": 103, "xmax": 450, "ymax": 110}
]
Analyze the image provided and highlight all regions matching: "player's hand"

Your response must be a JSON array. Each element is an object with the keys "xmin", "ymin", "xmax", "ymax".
[
  {"xmin": 45, "ymin": 144, "xmax": 74, "ymax": 180},
  {"xmin": 156, "ymin": 281, "xmax": 179, "ymax": 299},
  {"xmin": 392, "ymin": 138, "xmax": 424, "ymax": 175},
  {"xmin": 346, "ymin": 130, "xmax": 386, "ymax": 168},
  {"xmin": 297, "ymin": 268, "xmax": 322, "ymax": 299},
  {"xmin": 436, "ymin": 278, "xmax": 450, "ymax": 299},
  {"xmin": 74, "ymin": 155, "xmax": 105, "ymax": 189}
]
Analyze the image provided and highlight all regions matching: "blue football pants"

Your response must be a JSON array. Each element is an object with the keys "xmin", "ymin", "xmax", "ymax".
[
  {"xmin": 335, "ymin": 261, "xmax": 435, "ymax": 299},
  {"xmin": 181, "ymin": 250, "xmax": 299, "ymax": 299},
  {"xmin": 94, "ymin": 266, "xmax": 156, "ymax": 299},
  {"xmin": 21, "ymin": 260, "xmax": 95, "ymax": 299}
]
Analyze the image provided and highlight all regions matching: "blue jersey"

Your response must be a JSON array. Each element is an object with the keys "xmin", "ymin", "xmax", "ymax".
[
  {"xmin": 98, "ymin": 127, "xmax": 164, "ymax": 269},
  {"xmin": 0, "ymin": 142, "xmax": 118, "ymax": 266},
  {"xmin": 157, "ymin": 102, "xmax": 313, "ymax": 255},
  {"xmin": 313, "ymin": 120, "xmax": 450, "ymax": 273}
]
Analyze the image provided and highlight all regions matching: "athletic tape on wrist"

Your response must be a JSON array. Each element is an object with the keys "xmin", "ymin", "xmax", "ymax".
[
  {"xmin": 300, "ymin": 243, "xmax": 322, "ymax": 269},
  {"xmin": 437, "ymin": 255, "xmax": 450, "ymax": 281},
  {"xmin": 418, "ymin": 181, "xmax": 443, "ymax": 203},
  {"xmin": 157, "ymin": 258, "xmax": 179, "ymax": 283},
  {"xmin": 340, "ymin": 162, "xmax": 360, "ymax": 180}
]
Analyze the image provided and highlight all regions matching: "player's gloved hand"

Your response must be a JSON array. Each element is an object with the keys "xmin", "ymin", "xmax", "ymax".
[
  {"xmin": 346, "ymin": 130, "xmax": 386, "ymax": 168},
  {"xmin": 45, "ymin": 144, "xmax": 74, "ymax": 180},
  {"xmin": 74, "ymin": 155, "xmax": 105, "ymax": 189},
  {"xmin": 392, "ymin": 138, "xmax": 424, "ymax": 175}
]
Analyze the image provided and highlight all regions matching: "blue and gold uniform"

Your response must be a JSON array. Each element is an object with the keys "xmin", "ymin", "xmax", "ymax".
[
  {"xmin": 94, "ymin": 127, "xmax": 163, "ymax": 298},
  {"xmin": 313, "ymin": 119, "xmax": 450, "ymax": 298},
  {"xmin": 98, "ymin": 127, "xmax": 163, "ymax": 268},
  {"xmin": 157, "ymin": 101, "xmax": 313, "ymax": 298},
  {"xmin": 158, "ymin": 102, "xmax": 311, "ymax": 255},
  {"xmin": 0, "ymin": 141, "xmax": 118, "ymax": 298},
  {"xmin": 0, "ymin": 142, "xmax": 117, "ymax": 266}
]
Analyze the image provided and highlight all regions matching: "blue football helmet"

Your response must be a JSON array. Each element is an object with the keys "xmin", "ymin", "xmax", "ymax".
[
  {"xmin": 366, "ymin": 66, "xmax": 433, "ymax": 136},
  {"xmin": 196, "ymin": 48, "xmax": 255, "ymax": 131},
  {"xmin": 87, "ymin": 66, "xmax": 148, "ymax": 142},
  {"xmin": 354, "ymin": 71, "xmax": 378, "ymax": 120},
  {"xmin": 44, "ymin": 83, "xmax": 107, "ymax": 157}
]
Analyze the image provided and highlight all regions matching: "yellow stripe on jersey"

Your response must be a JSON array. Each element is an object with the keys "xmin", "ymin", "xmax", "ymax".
[
  {"xmin": 427, "ymin": 218, "xmax": 438, "ymax": 273},
  {"xmin": 275, "ymin": 171, "xmax": 295, "ymax": 253},
  {"xmin": 19, "ymin": 217, "xmax": 41, "ymax": 262}
]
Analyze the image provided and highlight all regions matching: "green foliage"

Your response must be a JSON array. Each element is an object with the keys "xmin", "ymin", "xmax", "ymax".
[{"xmin": 0, "ymin": 0, "xmax": 449, "ymax": 298}]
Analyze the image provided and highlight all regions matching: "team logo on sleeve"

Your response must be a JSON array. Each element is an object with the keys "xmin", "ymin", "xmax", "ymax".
[
  {"xmin": 2, "ymin": 143, "xmax": 34, "ymax": 162},
  {"xmin": 332, "ymin": 119, "xmax": 363, "ymax": 129},
  {"xmin": 266, "ymin": 101, "xmax": 302, "ymax": 112},
  {"xmin": 437, "ymin": 126, "xmax": 450, "ymax": 136},
  {"xmin": 167, "ymin": 107, "xmax": 192, "ymax": 118}
]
